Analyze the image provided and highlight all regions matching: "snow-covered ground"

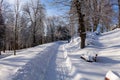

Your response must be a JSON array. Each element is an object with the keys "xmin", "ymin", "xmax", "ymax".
[
  {"xmin": 0, "ymin": 42, "xmax": 61, "ymax": 80},
  {"xmin": 0, "ymin": 29, "xmax": 120, "ymax": 80},
  {"xmin": 65, "ymin": 28, "xmax": 120, "ymax": 80}
]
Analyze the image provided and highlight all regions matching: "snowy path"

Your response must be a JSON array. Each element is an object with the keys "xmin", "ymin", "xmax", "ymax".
[
  {"xmin": 45, "ymin": 43, "xmax": 72, "ymax": 80},
  {"xmin": 0, "ymin": 42, "xmax": 62, "ymax": 80},
  {"xmin": 0, "ymin": 41, "xmax": 73, "ymax": 80},
  {"xmin": 12, "ymin": 42, "xmax": 61, "ymax": 80},
  {"xmin": 12, "ymin": 41, "xmax": 72, "ymax": 80}
]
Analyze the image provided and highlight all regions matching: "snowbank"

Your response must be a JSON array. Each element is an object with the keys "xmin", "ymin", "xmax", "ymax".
[{"xmin": 65, "ymin": 29, "xmax": 120, "ymax": 80}]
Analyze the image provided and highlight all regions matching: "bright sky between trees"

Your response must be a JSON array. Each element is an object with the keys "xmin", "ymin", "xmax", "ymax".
[{"xmin": 6, "ymin": 0, "xmax": 61, "ymax": 16}]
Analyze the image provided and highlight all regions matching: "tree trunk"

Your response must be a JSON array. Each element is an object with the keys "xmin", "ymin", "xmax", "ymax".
[
  {"xmin": 0, "ymin": 0, "xmax": 5, "ymax": 55},
  {"xmin": 74, "ymin": 0, "xmax": 86, "ymax": 49},
  {"xmin": 93, "ymin": 22, "xmax": 98, "ymax": 31},
  {"xmin": 118, "ymin": 0, "xmax": 120, "ymax": 28},
  {"xmin": 14, "ymin": 21, "xmax": 17, "ymax": 55},
  {"xmin": 32, "ymin": 22, "xmax": 36, "ymax": 46}
]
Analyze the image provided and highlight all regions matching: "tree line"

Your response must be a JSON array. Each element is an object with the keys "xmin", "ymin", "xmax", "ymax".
[
  {"xmin": 0, "ymin": 0, "xmax": 120, "ymax": 55},
  {"xmin": 52, "ymin": 0, "xmax": 119, "ymax": 48},
  {"xmin": 0, "ymin": 0, "xmax": 70, "ymax": 55}
]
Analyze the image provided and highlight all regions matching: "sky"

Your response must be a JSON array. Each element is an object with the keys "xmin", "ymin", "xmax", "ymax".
[
  {"xmin": 6, "ymin": 0, "xmax": 119, "ymax": 19},
  {"xmin": 6, "ymin": 0, "xmax": 15, "ymax": 4},
  {"xmin": 6, "ymin": 0, "xmax": 62, "ymax": 16}
]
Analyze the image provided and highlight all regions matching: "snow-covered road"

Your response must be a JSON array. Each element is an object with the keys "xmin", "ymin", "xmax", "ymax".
[
  {"xmin": 0, "ymin": 42, "xmax": 64, "ymax": 80},
  {"xmin": 12, "ymin": 42, "xmax": 63, "ymax": 80},
  {"xmin": 12, "ymin": 41, "xmax": 73, "ymax": 80}
]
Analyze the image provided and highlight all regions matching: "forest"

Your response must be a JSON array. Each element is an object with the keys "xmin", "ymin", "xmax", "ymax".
[
  {"xmin": 0, "ymin": 0, "xmax": 119, "ymax": 55},
  {"xmin": 0, "ymin": 0, "xmax": 120, "ymax": 80}
]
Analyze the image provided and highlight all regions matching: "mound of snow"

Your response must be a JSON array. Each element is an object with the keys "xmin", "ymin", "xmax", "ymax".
[
  {"xmin": 86, "ymin": 31, "xmax": 99, "ymax": 40},
  {"xmin": 80, "ymin": 50, "xmax": 97, "ymax": 62}
]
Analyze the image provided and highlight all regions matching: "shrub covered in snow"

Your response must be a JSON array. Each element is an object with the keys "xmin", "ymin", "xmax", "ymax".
[{"xmin": 80, "ymin": 50, "xmax": 98, "ymax": 62}]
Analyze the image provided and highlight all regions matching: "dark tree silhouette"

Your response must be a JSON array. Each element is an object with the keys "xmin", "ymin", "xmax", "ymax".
[
  {"xmin": 73, "ymin": 0, "xmax": 86, "ymax": 49},
  {"xmin": 0, "ymin": 0, "xmax": 5, "ymax": 55},
  {"xmin": 118, "ymin": 0, "xmax": 120, "ymax": 28}
]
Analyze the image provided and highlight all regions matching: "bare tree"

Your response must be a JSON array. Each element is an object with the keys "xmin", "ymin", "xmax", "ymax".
[
  {"xmin": 73, "ymin": 0, "xmax": 86, "ymax": 48},
  {"xmin": 3, "ymin": 2, "xmax": 15, "ymax": 50},
  {"xmin": 13, "ymin": 0, "xmax": 20, "ymax": 55},
  {"xmin": 23, "ymin": 0, "xmax": 45, "ymax": 46},
  {"xmin": 118, "ymin": 0, "xmax": 120, "ymax": 28},
  {"xmin": 46, "ymin": 16, "xmax": 63, "ymax": 41},
  {"xmin": 81, "ymin": 0, "xmax": 114, "ymax": 32},
  {"xmin": 0, "ymin": 0, "xmax": 5, "ymax": 55},
  {"xmin": 50, "ymin": 0, "xmax": 86, "ymax": 48}
]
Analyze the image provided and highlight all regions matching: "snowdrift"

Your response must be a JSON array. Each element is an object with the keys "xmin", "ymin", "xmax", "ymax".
[{"xmin": 65, "ymin": 28, "xmax": 120, "ymax": 80}]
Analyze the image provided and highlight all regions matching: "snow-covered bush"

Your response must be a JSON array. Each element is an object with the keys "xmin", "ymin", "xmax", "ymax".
[{"xmin": 80, "ymin": 50, "xmax": 98, "ymax": 62}]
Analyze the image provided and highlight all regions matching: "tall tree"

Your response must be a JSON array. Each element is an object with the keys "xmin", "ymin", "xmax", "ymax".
[
  {"xmin": 83, "ymin": 0, "xmax": 114, "ymax": 32},
  {"xmin": 14, "ymin": 0, "xmax": 20, "ymax": 55},
  {"xmin": 46, "ymin": 16, "xmax": 56, "ymax": 42},
  {"xmin": 0, "ymin": 0, "xmax": 5, "ymax": 55},
  {"xmin": 23, "ymin": 0, "xmax": 45, "ymax": 46},
  {"xmin": 51, "ymin": 0, "xmax": 86, "ymax": 48},
  {"xmin": 73, "ymin": 0, "xmax": 86, "ymax": 48},
  {"xmin": 118, "ymin": 0, "xmax": 120, "ymax": 28},
  {"xmin": 4, "ymin": 3, "xmax": 15, "ymax": 50}
]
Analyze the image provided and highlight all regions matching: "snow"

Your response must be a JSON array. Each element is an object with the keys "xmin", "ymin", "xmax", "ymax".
[
  {"xmin": 80, "ymin": 51, "xmax": 97, "ymax": 62},
  {"xmin": 65, "ymin": 28, "xmax": 120, "ymax": 80},
  {"xmin": 13, "ymin": 43, "xmax": 60, "ymax": 80},
  {"xmin": 0, "ymin": 28, "xmax": 120, "ymax": 80},
  {"xmin": 0, "ymin": 42, "xmax": 59, "ymax": 80}
]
